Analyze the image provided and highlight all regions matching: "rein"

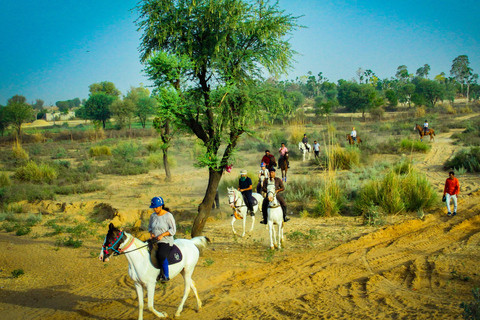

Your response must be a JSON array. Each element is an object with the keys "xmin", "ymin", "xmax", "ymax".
[
  {"xmin": 228, "ymin": 190, "xmax": 246, "ymax": 208},
  {"xmin": 267, "ymin": 190, "xmax": 281, "ymax": 208},
  {"xmin": 103, "ymin": 231, "xmax": 149, "ymax": 257}
]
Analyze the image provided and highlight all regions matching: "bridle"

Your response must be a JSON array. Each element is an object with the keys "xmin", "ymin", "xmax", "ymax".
[
  {"xmin": 228, "ymin": 189, "xmax": 246, "ymax": 208},
  {"xmin": 267, "ymin": 188, "xmax": 280, "ymax": 208},
  {"xmin": 102, "ymin": 230, "xmax": 148, "ymax": 258}
]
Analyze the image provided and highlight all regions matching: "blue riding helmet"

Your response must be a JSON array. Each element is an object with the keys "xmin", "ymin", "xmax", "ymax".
[{"xmin": 150, "ymin": 196, "xmax": 164, "ymax": 208}]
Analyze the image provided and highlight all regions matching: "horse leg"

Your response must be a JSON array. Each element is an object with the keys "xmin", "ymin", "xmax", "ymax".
[
  {"xmin": 268, "ymin": 220, "xmax": 274, "ymax": 249},
  {"xmin": 134, "ymin": 282, "xmax": 145, "ymax": 320},
  {"xmin": 249, "ymin": 206, "xmax": 256, "ymax": 232},
  {"xmin": 277, "ymin": 223, "xmax": 282, "ymax": 249},
  {"xmin": 146, "ymin": 282, "xmax": 167, "ymax": 318},
  {"xmin": 241, "ymin": 209, "xmax": 246, "ymax": 237},
  {"xmin": 189, "ymin": 279, "xmax": 202, "ymax": 312},
  {"xmin": 231, "ymin": 215, "xmax": 237, "ymax": 235},
  {"xmin": 175, "ymin": 273, "xmax": 193, "ymax": 318}
]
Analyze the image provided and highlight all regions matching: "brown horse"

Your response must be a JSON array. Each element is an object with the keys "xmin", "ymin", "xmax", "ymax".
[
  {"xmin": 279, "ymin": 152, "xmax": 289, "ymax": 182},
  {"xmin": 346, "ymin": 134, "xmax": 362, "ymax": 145},
  {"xmin": 414, "ymin": 124, "xmax": 435, "ymax": 142}
]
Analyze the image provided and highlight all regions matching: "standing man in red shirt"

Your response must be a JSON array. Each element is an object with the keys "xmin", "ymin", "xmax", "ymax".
[{"xmin": 443, "ymin": 171, "xmax": 460, "ymax": 216}]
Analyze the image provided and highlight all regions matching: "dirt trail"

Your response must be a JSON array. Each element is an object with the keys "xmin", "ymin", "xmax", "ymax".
[{"xmin": 1, "ymin": 126, "xmax": 480, "ymax": 319}]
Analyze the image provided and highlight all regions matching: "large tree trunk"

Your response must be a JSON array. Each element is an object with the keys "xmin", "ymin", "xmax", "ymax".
[
  {"xmin": 163, "ymin": 149, "xmax": 171, "ymax": 182},
  {"xmin": 191, "ymin": 169, "xmax": 223, "ymax": 237}
]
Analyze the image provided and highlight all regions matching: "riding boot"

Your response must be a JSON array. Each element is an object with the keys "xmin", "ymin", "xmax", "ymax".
[
  {"xmin": 248, "ymin": 204, "xmax": 255, "ymax": 216},
  {"xmin": 261, "ymin": 201, "xmax": 268, "ymax": 224},
  {"xmin": 158, "ymin": 258, "xmax": 169, "ymax": 282},
  {"xmin": 282, "ymin": 206, "xmax": 290, "ymax": 222}
]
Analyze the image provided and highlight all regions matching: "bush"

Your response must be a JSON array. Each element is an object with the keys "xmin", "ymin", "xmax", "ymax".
[
  {"xmin": 363, "ymin": 202, "xmax": 385, "ymax": 226},
  {"xmin": 460, "ymin": 287, "xmax": 480, "ymax": 320},
  {"xmin": 11, "ymin": 269, "xmax": 24, "ymax": 278},
  {"xmin": 146, "ymin": 153, "xmax": 177, "ymax": 169},
  {"xmin": 444, "ymin": 147, "xmax": 480, "ymax": 172},
  {"xmin": 400, "ymin": 139, "xmax": 432, "ymax": 153},
  {"xmin": 0, "ymin": 172, "xmax": 11, "ymax": 187},
  {"xmin": 0, "ymin": 183, "xmax": 56, "ymax": 204},
  {"xmin": 89, "ymin": 145, "xmax": 112, "ymax": 157},
  {"xmin": 12, "ymin": 142, "xmax": 29, "ymax": 162},
  {"xmin": 14, "ymin": 161, "xmax": 58, "ymax": 183}
]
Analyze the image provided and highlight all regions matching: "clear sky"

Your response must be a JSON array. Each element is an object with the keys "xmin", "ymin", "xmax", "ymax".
[{"xmin": 1, "ymin": 0, "xmax": 479, "ymax": 106}]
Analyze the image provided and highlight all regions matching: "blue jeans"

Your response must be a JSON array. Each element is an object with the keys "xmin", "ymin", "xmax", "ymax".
[{"xmin": 446, "ymin": 193, "xmax": 457, "ymax": 213}]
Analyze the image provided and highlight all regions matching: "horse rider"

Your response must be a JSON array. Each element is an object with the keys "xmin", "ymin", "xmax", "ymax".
[
  {"xmin": 260, "ymin": 168, "xmax": 290, "ymax": 224},
  {"xmin": 278, "ymin": 142, "xmax": 290, "ymax": 168},
  {"xmin": 148, "ymin": 196, "xmax": 176, "ymax": 282},
  {"xmin": 350, "ymin": 127, "xmax": 357, "ymax": 142},
  {"xmin": 313, "ymin": 140, "xmax": 320, "ymax": 158},
  {"xmin": 257, "ymin": 162, "xmax": 269, "ymax": 194},
  {"xmin": 261, "ymin": 150, "xmax": 276, "ymax": 171},
  {"xmin": 238, "ymin": 169, "xmax": 255, "ymax": 216},
  {"xmin": 302, "ymin": 134, "xmax": 310, "ymax": 152},
  {"xmin": 423, "ymin": 120, "xmax": 429, "ymax": 135}
]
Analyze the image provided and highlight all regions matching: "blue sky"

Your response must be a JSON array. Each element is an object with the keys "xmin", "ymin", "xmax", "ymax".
[{"xmin": 1, "ymin": 0, "xmax": 479, "ymax": 106}]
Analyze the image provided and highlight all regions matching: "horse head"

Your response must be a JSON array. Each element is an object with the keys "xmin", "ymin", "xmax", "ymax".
[
  {"xmin": 284, "ymin": 152, "xmax": 289, "ymax": 160},
  {"xmin": 266, "ymin": 184, "xmax": 278, "ymax": 206},
  {"xmin": 227, "ymin": 187, "xmax": 240, "ymax": 208},
  {"xmin": 100, "ymin": 223, "xmax": 125, "ymax": 262}
]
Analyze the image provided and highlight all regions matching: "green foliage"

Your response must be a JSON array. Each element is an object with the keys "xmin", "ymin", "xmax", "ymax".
[
  {"xmin": 203, "ymin": 258, "xmax": 215, "ymax": 267},
  {"xmin": 11, "ymin": 269, "xmax": 24, "ymax": 278},
  {"xmin": 3, "ymin": 95, "xmax": 34, "ymax": 136},
  {"xmin": 15, "ymin": 226, "xmax": 31, "ymax": 236},
  {"xmin": 337, "ymin": 82, "xmax": 378, "ymax": 115},
  {"xmin": 14, "ymin": 161, "xmax": 58, "ymax": 183},
  {"xmin": 286, "ymin": 229, "xmax": 321, "ymax": 241},
  {"xmin": 88, "ymin": 81, "xmax": 121, "ymax": 97},
  {"xmin": 444, "ymin": 147, "xmax": 480, "ymax": 172},
  {"xmin": 57, "ymin": 237, "xmax": 83, "ymax": 248},
  {"xmin": 362, "ymin": 202, "xmax": 385, "ymax": 226},
  {"xmin": 84, "ymin": 92, "xmax": 116, "ymax": 128},
  {"xmin": 413, "ymin": 79, "xmax": 445, "ymax": 107},
  {"xmin": 461, "ymin": 287, "xmax": 480, "ymax": 320},
  {"xmin": 0, "ymin": 183, "xmax": 56, "ymax": 204}
]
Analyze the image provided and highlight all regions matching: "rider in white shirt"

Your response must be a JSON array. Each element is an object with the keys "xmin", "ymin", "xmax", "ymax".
[
  {"xmin": 423, "ymin": 120, "xmax": 428, "ymax": 135},
  {"xmin": 351, "ymin": 127, "xmax": 357, "ymax": 142}
]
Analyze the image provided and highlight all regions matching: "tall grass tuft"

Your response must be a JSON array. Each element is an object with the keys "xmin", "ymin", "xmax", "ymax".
[
  {"xmin": 313, "ymin": 175, "xmax": 344, "ymax": 217},
  {"xmin": 12, "ymin": 141, "xmax": 29, "ymax": 162},
  {"xmin": 14, "ymin": 161, "xmax": 58, "ymax": 183},
  {"xmin": 400, "ymin": 139, "xmax": 432, "ymax": 153},
  {"xmin": 289, "ymin": 125, "xmax": 305, "ymax": 146},
  {"xmin": 0, "ymin": 172, "xmax": 12, "ymax": 187},
  {"xmin": 355, "ymin": 167, "xmax": 436, "ymax": 216},
  {"xmin": 321, "ymin": 146, "xmax": 360, "ymax": 170}
]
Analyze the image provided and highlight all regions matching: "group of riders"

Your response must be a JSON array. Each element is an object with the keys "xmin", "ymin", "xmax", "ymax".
[{"xmin": 233, "ymin": 120, "xmax": 432, "ymax": 226}]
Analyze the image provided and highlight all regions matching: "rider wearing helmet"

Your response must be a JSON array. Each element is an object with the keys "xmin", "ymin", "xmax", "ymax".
[
  {"xmin": 257, "ymin": 163, "xmax": 269, "ymax": 194},
  {"xmin": 239, "ymin": 170, "xmax": 255, "ymax": 216},
  {"xmin": 260, "ymin": 168, "xmax": 289, "ymax": 224},
  {"xmin": 148, "ymin": 196, "xmax": 176, "ymax": 282}
]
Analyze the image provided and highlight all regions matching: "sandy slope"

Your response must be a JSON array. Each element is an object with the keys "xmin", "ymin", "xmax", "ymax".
[{"xmin": 1, "ymin": 130, "xmax": 479, "ymax": 320}]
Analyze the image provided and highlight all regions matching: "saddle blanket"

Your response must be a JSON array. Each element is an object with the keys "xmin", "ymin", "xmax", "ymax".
[{"xmin": 150, "ymin": 243, "xmax": 183, "ymax": 269}]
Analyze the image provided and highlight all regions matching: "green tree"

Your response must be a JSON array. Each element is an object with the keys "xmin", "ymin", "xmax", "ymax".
[
  {"xmin": 397, "ymin": 83, "xmax": 416, "ymax": 107},
  {"xmin": 385, "ymin": 89, "xmax": 398, "ymax": 107},
  {"xmin": 110, "ymin": 99, "xmax": 136, "ymax": 129},
  {"xmin": 337, "ymin": 82, "xmax": 378, "ymax": 119},
  {"xmin": 84, "ymin": 92, "xmax": 116, "ymax": 128},
  {"xmin": 136, "ymin": 96, "xmax": 157, "ymax": 128},
  {"xmin": 0, "ymin": 106, "xmax": 9, "ymax": 136},
  {"xmin": 395, "ymin": 65, "xmax": 411, "ymax": 82},
  {"xmin": 414, "ymin": 79, "xmax": 445, "ymax": 107},
  {"xmin": 450, "ymin": 55, "xmax": 471, "ymax": 97},
  {"xmin": 33, "ymin": 99, "xmax": 44, "ymax": 110},
  {"xmin": 3, "ymin": 95, "xmax": 33, "ymax": 137},
  {"xmin": 416, "ymin": 64, "xmax": 431, "ymax": 78},
  {"xmin": 139, "ymin": 0, "xmax": 299, "ymax": 236},
  {"xmin": 89, "ymin": 81, "xmax": 121, "ymax": 97}
]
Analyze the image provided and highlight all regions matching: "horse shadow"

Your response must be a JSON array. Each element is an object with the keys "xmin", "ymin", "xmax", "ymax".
[{"xmin": 0, "ymin": 285, "xmax": 111, "ymax": 319}]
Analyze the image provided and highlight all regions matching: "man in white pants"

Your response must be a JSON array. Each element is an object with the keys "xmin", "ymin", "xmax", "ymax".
[{"xmin": 443, "ymin": 171, "xmax": 460, "ymax": 216}]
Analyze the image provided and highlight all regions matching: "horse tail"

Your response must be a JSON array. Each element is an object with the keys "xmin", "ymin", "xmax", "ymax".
[{"xmin": 191, "ymin": 236, "xmax": 211, "ymax": 252}]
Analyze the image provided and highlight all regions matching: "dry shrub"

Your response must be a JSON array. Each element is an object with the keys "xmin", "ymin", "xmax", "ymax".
[
  {"xmin": 442, "ymin": 103, "xmax": 456, "ymax": 114},
  {"xmin": 89, "ymin": 146, "xmax": 112, "ymax": 157},
  {"xmin": 0, "ymin": 172, "xmax": 11, "ymax": 187},
  {"xmin": 31, "ymin": 133, "xmax": 45, "ymax": 143},
  {"xmin": 12, "ymin": 141, "xmax": 29, "ymax": 161},
  {"xmin": 86, "ymin": 128, "xmax": 105, "ymax": 141},
  {"xmin": 289, "ymin": 125, "xmax": 305, "ymax": 146},
  {"xmin": 415, "ymin": 106, "xmax": 426, "ymax": 117},
  {"xmin": 459, "ymin": 106, "xmax": 473, "ymax": 114}
]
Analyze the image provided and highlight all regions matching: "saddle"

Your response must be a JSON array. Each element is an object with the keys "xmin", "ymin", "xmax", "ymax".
[
  {"xmin": 242, "ymin": 194, "xmax": 258, "ymax": 207},
  {"xmin": 148, "ymin": 240, "xmax": 183, "ymax": 269}
]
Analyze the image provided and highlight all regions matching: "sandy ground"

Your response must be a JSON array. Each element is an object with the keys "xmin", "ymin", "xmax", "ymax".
[{"xmin": 1, "ymin": 128, "xmax": 480, "ymax": 320}]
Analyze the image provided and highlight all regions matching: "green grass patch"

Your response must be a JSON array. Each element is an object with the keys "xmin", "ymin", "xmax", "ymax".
[
  {"xmin": 444, "ymin": 147, "xmax": 480, "ymax": 173},
  {"xmin": 400, "ymin": 139, "xmax": 432, "ymax": 153},
  {"xmin": 14, "ymin": 161, "xmax": 58, "ymax": 183}
]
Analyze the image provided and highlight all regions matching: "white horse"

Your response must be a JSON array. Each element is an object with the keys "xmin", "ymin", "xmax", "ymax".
[
  {"xmin": 266, "ymin": 184, "xmax": 284, "ymax": 249},
  {"xmin": 99, "ymin": 223, "xmax": 209, "ymax": 319},
  {"xmin": 228, "ymin": 187, "xmax": 264, "ymax": 237},
  {"xmin": 298, "ymin": 142, "xmax": 312, "ymax": 161}
]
